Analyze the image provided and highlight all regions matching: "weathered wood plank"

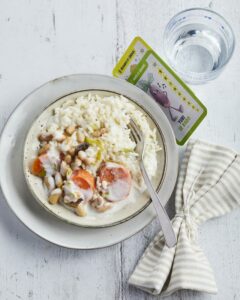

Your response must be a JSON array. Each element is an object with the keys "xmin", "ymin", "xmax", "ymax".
[
  {"xmin": 0, "ymin": 0, "xmax": 240, "ymax": 299},
  {"xmin": 0, "ymin": 1, "xmax": 121, "ymax": 300},
  {"xmin": 118, "ymin": 0, "xmax": 240, "ymax": 299}
]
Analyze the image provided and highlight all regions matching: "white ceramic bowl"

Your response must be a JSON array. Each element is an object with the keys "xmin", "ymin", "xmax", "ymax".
[
  {"xmin": 0, "ymin": 74, "xmax": 178, "ymax": 248},
  {"xmin": 23, "ymin": 90, "xmax": 166, "ymax": 228}
]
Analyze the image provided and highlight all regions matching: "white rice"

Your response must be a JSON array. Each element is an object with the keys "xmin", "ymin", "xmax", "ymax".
[{"xmin": 44, "ymin": 93, "xmax": 161, "ymax": 190}]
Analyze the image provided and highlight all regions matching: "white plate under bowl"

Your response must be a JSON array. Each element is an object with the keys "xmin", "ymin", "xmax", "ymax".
[
  {"xmin": 24, "ymin": 90, "xmax": 166, "ymax": 228},
  {"xmin": 0, "ymin": 74, "xmax": 178, "ymax": 249}
]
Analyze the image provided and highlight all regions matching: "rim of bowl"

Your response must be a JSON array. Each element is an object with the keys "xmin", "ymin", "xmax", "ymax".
[{"xmin": 163, "ymin": 7, "xmax": 235, "ymax": 80}]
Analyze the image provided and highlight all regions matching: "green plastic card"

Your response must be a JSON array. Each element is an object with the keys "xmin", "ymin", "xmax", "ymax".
[{"xmin": 113, "ymin": 37, "xmax": 207, "ymax": 145}]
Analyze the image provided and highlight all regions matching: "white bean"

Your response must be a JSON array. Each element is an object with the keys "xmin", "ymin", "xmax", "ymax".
[
  {"xmin": 48, "ymin": 188, "xmax": 62, "ymax": 204},
  {"xmin": 78, "ymin": 150, "xmax": 87, "ymax": 160},
  {"xmin": 44, "ymin": 175, "xmax": 55, "ymax": 192},
  {"xmin": 65, "ymin": 125, "xmax": 76, "ymax": 135},
  {"xmin": 85, "ymin": 157, "xmax": 95, "ymax": 165},
  {"xmin": 60, "ymin": 161, "xmax": 68, "ymax": 177},
  {"xmin": 90, "ymin": 196, "xmax": 112, "ymax": 212},
  {"xmin": 55, "ymin": 172, "xmax": 63, "ymax": 188},
  {"xmin": 63, "ymin": 195, "xmax": 71, "ymax": 203},
  {"xmin": 71, "ymin": 158, "xmax": 82, "ymax": 170},
  {"xmin": 76, "ymin": 130, "xmax": 85, "ymax": 143},
  {"xmin": 64, "ymin": 154, "xmax": 72, "ymax": 164},
  {"xmin": 75, "ymin": 203, "xmax": 87, "ymax": 217}
]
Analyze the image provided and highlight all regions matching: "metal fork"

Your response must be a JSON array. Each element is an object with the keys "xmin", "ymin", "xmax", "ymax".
[{"xmin": 129, "ymin": 119, "xmax": 176, "ymax": 247}]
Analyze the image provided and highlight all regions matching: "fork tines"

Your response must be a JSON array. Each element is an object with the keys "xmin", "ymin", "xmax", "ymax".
[{"xmin": 129, "ymin": 119, "xmax": 142, "ymax": 142}]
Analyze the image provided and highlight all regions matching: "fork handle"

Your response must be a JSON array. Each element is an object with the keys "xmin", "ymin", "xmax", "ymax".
[{"xmin": 140, "ymin": 161, "xmax": 177, "ymax": 248}]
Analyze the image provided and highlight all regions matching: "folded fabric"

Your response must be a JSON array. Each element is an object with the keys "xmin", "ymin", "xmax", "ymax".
[{"xmin": 129, "ymin": 139, "xmax": 240, "ymax": 296}]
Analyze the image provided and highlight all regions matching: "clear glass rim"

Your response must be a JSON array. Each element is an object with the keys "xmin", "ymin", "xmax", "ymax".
[{"xmin": 163, "ymin": 7, "xmax": 236, "ymax": 79}]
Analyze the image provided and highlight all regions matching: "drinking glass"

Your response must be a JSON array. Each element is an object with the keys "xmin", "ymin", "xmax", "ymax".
[{"xmin": 163, "ymin": 8, "xmax": 235, "ymax": 84}]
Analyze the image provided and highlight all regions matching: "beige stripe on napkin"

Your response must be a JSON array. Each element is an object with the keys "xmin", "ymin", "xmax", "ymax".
[{"xmin": 129, "ymin": 140, "xmax": 240, "ymax": 296}]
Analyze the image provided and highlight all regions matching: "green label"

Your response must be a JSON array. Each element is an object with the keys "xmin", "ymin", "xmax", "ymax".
[{"xmin": 113, "ymin": 37, "xmax": 207, "ymax": 145}]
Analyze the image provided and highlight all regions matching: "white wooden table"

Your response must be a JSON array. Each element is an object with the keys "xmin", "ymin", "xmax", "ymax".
[{"xmin": 0, "ymin": 0, "xmax": 240, "ymax": 299}]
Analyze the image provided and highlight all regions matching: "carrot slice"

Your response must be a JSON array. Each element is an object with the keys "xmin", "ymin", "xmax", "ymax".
[
  {"xmin": 99, "ymin": 163, "xmax": 130, "ymax": 183},
  {"xmin": 71, "ymin": 169, "xmax": 95, "ymax": 190},
  {"xmin": 97, "ymin": 162, "xmax": 132, "ymax": 202},
  {"xmin": 31, "ymin": 157, "xmax": 46, "ymax": 177},
  {"xmin": 99, "ymin": 167, "xmax": 115, "ymax": 183}
]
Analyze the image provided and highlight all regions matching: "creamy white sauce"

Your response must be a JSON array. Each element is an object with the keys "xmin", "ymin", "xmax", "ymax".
[
  {"xmin": 27, "ymin": 92, "xmax": 163, "ymax": 222},
  {"xmin": 40, "ymin": 142, "xmax": 60, "ymax": 175},
  {"xmin": 63, "ymin": 180, "xmax": 93, "ymax": 203},
  {"xmin": 107, "ymin": 179, "xmax": 130, "ymax": 202},
  {"xmin": 102, "ymin": 162, "xmax": 131, "ymax": 202},
  {"xmin": 105, "ymin": 161, "xmax": 121, "ymax": 169}
]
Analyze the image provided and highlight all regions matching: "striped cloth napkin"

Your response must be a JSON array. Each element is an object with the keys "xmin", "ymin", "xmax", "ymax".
[{"xmin": 129, "ymin": 139, "xmax": 240, "ymax": 296}]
